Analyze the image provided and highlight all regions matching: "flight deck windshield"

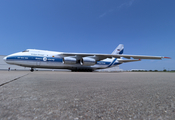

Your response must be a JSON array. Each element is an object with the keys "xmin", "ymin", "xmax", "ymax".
[{"xmin": 22, "ymin": 50, "xmax": 29, "ymax": 52}]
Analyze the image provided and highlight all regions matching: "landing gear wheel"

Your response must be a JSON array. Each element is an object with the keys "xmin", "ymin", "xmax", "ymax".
[{"xmin": 30, "ymin": 68, "xmax": 34, "ymax": 72}]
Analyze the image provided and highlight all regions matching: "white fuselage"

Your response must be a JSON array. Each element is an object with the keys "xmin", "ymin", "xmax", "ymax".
[{"xmin": 4, "ymin": 49, "xmax": 121, "ymax": 71}]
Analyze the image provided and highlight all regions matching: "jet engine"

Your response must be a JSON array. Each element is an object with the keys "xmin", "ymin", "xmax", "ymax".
[
  {"xmin": 81, "ymin": 57, "xmax": 96, "ymax": 66},
  {"xmin": 63, "ymin": 57, "xmax": 77, "ymax": 64}
]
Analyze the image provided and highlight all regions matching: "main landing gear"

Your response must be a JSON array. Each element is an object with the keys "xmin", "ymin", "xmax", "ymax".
[{"xmin": 30, "ymin": 68, "xmax": 34, "ymax": 72}]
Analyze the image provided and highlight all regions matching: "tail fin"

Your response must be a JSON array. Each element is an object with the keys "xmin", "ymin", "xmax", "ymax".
[{"xmin": 111, "ymin": 44, "xmax": 124, "ymax": 55}]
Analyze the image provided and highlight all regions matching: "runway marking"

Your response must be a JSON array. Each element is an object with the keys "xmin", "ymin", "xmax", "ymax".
[{"xmin": 0, "ymin": 73, "xmax": 29, "ymax": 87}]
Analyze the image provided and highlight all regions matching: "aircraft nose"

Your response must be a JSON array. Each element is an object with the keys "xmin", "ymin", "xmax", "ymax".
[{"xmin": 3, "ymin": 56, "xmax": 7, "ymax": 61}]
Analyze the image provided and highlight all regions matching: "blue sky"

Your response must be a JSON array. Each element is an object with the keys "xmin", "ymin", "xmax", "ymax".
[{"xmin": 0, "ymin": 0, "xmax": 174, "ymax": 70}]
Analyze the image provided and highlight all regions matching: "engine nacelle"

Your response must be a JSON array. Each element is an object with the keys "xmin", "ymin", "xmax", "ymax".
[
  {"xmin": 81, "ymin": 57, "xmax": 96, "ymax": 66},
  {"xmin": 63, "ymin": 57, "xmax": 77, "ymax": 64}
]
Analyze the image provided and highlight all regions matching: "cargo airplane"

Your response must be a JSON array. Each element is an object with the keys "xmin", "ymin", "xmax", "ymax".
[{"xmin": 3, "ymin": 44, "xmax": 170, "ymax": 72}]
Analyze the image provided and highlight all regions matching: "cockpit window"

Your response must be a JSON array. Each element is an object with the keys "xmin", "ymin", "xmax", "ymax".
[{"xmin": 22, "ymin": 50, "xmax": 29, "ymax": 52}]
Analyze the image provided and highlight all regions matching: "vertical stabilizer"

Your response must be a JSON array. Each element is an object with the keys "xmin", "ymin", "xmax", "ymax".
[{"xmin": 111, "ymin": 44, "xmax": 124, "ymax": 55}]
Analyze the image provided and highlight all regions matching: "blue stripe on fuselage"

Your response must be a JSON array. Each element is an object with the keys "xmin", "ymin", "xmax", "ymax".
[
  {"xmin": 6, "ymin": 56, "xmax": 63, "ymax": 62},
  {"xmin": 107, "ymin": 58, "xmax": 117, "ymax": 68}
]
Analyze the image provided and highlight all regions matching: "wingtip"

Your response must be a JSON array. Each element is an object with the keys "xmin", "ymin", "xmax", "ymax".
[{"xmin": 163, "ymin": 57, "xmax": 171, "ymax": 59}]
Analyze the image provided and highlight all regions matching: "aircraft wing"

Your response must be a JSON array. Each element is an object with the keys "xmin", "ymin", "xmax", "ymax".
[
  {"xmin": 60, "ymin": 53, "xmax": 170, "ymax": 61},
  {"xmin": 118, "ymin": 55, "xmax": 170, "ymax": 59},
  {"xmin": 117, "ymin": 59, "xmax": 141, "ymax": 63}
]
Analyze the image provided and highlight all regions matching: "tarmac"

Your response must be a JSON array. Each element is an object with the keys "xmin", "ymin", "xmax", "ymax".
[{"xmin": 0, "ymin": 71, "xmax": 175, "ymax": 120}]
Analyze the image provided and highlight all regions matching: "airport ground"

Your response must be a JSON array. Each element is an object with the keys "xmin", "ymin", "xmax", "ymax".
[{"xmin": 0, "ymin": 71, "xmax": 175, "ymax": 120}]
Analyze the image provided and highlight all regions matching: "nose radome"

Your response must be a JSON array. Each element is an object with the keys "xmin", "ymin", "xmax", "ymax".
[{"xmin": 3, "ymin": 56, "xmax": 7, "ymax": 61}]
